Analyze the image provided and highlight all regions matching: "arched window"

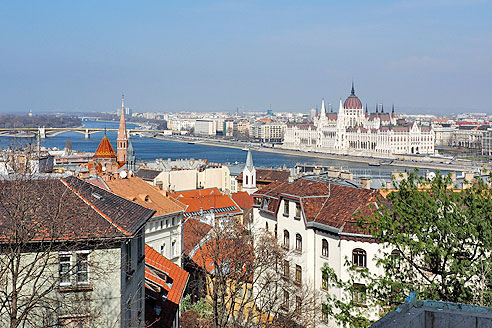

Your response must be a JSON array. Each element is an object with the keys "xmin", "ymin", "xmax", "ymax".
[
  {"xmin": 352, "ymin": 248, "xmax": 367, "ymax": 268},
  {"xmin": 296, "ymin": 234, "xmax": 302, "ymax": 251},
  {"xmin": 322, "ymin": 239, "xmax": 329, "ymax": 257},
  {"xmin": 283, "ymin": 230, "xmax": 290, "ymax": 249},
  {"xmin": 245, "ymin": 175, "xmax": 248, "ymax": 185},
  {"xmin": 274, "ymin": 224, "xmax": 278, "ymax": 239}
]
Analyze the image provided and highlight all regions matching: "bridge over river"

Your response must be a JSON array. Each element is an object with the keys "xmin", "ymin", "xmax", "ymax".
[{"xmin": 0, "ymin": 127, "xmax": 166, "ymax": 139}]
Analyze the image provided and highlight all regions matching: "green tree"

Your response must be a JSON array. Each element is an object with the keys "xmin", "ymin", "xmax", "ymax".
[{"xmin": 323, "ymin": 171, "xmax": 492, "ymax": 327}]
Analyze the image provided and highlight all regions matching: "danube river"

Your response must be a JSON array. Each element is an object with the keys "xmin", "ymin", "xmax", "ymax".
[{"xmin": 0, "ymin": 120, "xmax": 433, "ymax": 178}]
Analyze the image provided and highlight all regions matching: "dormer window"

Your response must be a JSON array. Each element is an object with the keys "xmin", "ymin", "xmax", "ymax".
[{"xmin": 284, "ymin": 200, "xmax": 289, "ymax": 216}]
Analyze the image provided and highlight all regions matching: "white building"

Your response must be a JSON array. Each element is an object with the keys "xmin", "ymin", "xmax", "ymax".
[
  {"xmin": 195, "ymin": 120, "xmax": 216, "ymax": 136},
  {"xmin": 250, "ymin": 122, "xmax": 287, "ymax": 143},
  {"xmin": 283, "ymin": 84, "xmax": 435, "ymax": 158},
  {"xmin": 251, "ymin": 175, "xmax": 385, "ymax": 327}
]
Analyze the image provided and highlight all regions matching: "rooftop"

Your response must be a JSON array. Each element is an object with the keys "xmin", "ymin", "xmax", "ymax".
[{"xmin": 106, "ymin": 177, "xmax": 186, "ymax": 217}]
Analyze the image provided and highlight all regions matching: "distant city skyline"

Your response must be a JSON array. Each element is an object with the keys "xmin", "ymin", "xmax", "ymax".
[{"xmin": 0, "ymin": 1, "xmax": 491, "ymax": 114}]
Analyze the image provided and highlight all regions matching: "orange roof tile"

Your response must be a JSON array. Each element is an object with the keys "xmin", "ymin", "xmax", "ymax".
[
  {"xmin": 106, "ymin": 177, "xmax": 186, "ymax": 217},
  {"xmin": 183, "ymin": 218, "xmax": 213, "ymax": 255},
  {"xmin": 169, "ymin": 188, "xmax": 242, "ymax": 218},
  {"xmin": 232, "ymin": 191, "xmax": 254, "ymax": 209},
  {"xmin": 93, "ymin": 135, "xmax": 116, "ymax": 158},
  {"xmin": 145, "ymin": 244, "xmax": 189, "ymax": 304}
]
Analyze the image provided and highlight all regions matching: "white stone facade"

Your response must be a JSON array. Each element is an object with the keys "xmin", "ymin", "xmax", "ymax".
[{"xmin": 283, "ymin": 86, "xmax": 435, "ymax": 158}]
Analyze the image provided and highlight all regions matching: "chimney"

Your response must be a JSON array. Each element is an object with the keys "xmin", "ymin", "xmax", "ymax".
[
  {"xmin": 386, "ymin": 181, "xmax": 392, "ymax": 189},
  {"xmin": 360, "ymin": 178, "xmax": 371, "ymax": 190}
]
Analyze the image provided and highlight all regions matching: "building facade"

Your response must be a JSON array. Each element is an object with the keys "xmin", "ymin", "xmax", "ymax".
[
  {"xmin": 283, "ymin": 85, "xmax": 435, "ymax": 158},
  {"xmin": 251, "ymin": 178, "xmax": 385, "ymax": 327}
]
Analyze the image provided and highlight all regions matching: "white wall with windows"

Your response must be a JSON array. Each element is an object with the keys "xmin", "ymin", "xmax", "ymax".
[
  {"xmin": 252, "ymin": 197, "xmax": 385, "ymax": 327},
  {"xmin": 144, "ymin": 212, "xmax": 184, "ymax": 267}
]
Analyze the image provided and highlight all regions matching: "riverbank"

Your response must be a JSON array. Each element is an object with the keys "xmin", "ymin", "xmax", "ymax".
[{"xmin": 153, "ymin": 135, "xmax": 477, "ymax": 172}]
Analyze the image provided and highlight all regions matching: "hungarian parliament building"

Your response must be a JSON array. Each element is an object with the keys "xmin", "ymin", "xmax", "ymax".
[{"xmin": 282, "ymin": 85, "xmax": 435, "ymax": 158}]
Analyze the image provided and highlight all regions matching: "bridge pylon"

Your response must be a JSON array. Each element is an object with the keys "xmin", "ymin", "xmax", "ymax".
[
  {"xmin": 85, "ymin": 129, "xmax": 90, "ymax": 139},
  {"xmin": 38, "ymin": 127, "xmax": 46, "ymax": 139}
]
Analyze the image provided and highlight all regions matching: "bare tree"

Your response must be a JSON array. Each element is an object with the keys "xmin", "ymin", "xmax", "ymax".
[{"xmin": 182, "ymin": 217, "xmax": 321, "ymax": 328}]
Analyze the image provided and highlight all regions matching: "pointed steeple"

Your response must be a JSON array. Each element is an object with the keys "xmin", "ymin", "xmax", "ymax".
[
  {"xmin": 126, "ymin": 137, "xmax": 136, "ymax": 171},
  {"xmin": 351, "ymin": 81, "xmax": 355, "ymax": 95},
  {"xmin": 117, "ymin": 94, "xmax": 128, "ymax": 163},
  {"xmin": 245, "ymin": 149, "xmax": 254, "ymax": 171},
  {"xmin": 375, "ymin": 103, "xmax": 379, "ymax": 113},
  {"xmin": 242, "ymin": 149, "xmax": 257, "ymax": 194},
  {"xmin": 320, "ymin": 98, "xmax": 326, "ymax": 116},
  {"xmin": 392, "ymin": 104, "xmax": 395, "ymax": 118},
  {"xmin": 381, "ymin": 103, "xmax": 384, "ymax": 113}
]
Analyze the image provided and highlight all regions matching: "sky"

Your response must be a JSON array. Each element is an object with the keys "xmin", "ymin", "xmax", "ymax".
[{"xmin": 0, "ymin": 0, "xmax": 491, "ymax": 114}]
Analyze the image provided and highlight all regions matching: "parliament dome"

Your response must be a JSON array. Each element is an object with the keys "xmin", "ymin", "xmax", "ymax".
[{"xmin": 343, "ymin": 83, "xmax": 363, "ymax": 109}]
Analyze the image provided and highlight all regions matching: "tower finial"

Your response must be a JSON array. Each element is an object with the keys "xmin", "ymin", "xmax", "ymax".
[
  {"xmin": 375, "ymin": 103, "xmax": 378, "ymax": 113},
  {"xmin": 381, "ymin": 103, "xmax": 384, "ymax": 113},
  {"xmin": 351, "ymin": 81, "xmax": 355, "ymax": 95}
]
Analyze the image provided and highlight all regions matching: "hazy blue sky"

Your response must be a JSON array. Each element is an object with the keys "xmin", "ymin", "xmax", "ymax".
[{"xmin": 0, "ymin": 1, "xmax": 491, "ymax": 114}]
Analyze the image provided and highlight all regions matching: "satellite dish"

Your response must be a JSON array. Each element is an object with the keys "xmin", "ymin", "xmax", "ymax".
[
  {"xmin": 428, "ymin": 172, "xmax": 436, "ymax": 181},
  {"xmin": 120, "ymin": 171, "xmax": 128, "ymax": 179}
]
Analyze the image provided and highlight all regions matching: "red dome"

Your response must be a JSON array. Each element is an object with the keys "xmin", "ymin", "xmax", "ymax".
[{"xmin": 343, "ymin": 84, "xmax": 362, "ymax": 109}]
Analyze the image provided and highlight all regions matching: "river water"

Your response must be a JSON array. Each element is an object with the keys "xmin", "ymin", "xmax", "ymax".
[{"xmin": 0, "ymin": 120, "xmax": 430, "ymax": 178}]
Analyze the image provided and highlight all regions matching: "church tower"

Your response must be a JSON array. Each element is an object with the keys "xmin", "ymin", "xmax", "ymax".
[
  {"xmin": 117, "ymin": 94, "xmax": 128, "ymax": 163},
  {"xmin": 126, "ymin": 138, "xmax": 136, "ymax": 172},
  {"xmin": 241, "ymin": 149, "xmax": 257, "ymax": 194}
]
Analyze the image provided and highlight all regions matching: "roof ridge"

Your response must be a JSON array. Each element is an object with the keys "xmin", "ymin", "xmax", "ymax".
[{"xmin": 60, "ymin": 177, "xmax": 132, "ymax": 236}]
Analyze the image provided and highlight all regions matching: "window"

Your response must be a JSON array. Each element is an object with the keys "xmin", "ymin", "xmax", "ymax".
[
  {"xmin": 274, "ymin": 224, "xmax": 278, "ymax": 239},
  {"xmin": 295, "ymin": 265, "xmax": 302, "ymax": 284},
  {"xmin": 352, "ymin": 248, "xmax": 367, "ymax": 268},
  {"xmin": 296, "ymin": 296, "xmax": 302, "ymax": 312},
  {"xmin": 295, "ymin": 234, "xmax": 302, "ymax": 252},
  {"xmin": 295, "ymin": 203, "xmax": 301, "ymax": 218},
  {"xmin": 59, "ymin": 253, "xmax": 72, "ymax": 286},
  {"xmin": 245, "ymin": 175, "xmax": 248, "ymax": 185},
  {"xmin": 125, "ymin": 241, "xmax": 133, "ymax": 277},
  {"xmin": 265, "ymin": 221, "xmax": 269, "ymax": 232},
  {"xmin": 283, "ymin": 230, "xmax": 290, "ymax": 249},
  {"xmin": 161, "ymin": 243, "xmax": 166, "ymax": 256},
  {"xmin": 76, "ymin": 252, "xmax": 89, "ymax": 285},
  {"xmin": 166, "ymin": 219, "xmax": 169, "ymax": 228},
  {"xmin": 283, "ymin": 200, "xmax": 289, "ymax": 216},
  {"xmin": 137, "ymin": 233, "xmax": 143, "ymax": 262},
  {"xmin": 172, "ymin": 217, "xmax": 175, "ymax": 226},
  {"xmin": 391, "ymin": 249, "xmax": 401, "ymax": 269},
  {"xmin": 283, "ymin": 260, "xmax": 290, "ymax": 278},
  {"xmin": 160, "ymin": 220, "xmax": 163, "ymax": 229},
  {"xmin": 352, "ymin": 284, "xmax": 367, "ymax": 305},
  {"xmin": 283, "ymin": 290, "xmax": 289, "ymax": 309},
  {"xmin": 322, "ymin": 239, "xmax": 329, "ymax": 257},
  {"xmin": 322, "ymin": 304, "xmax": 329, "ymax": 323},
  {"xmin": 322, "ymin": 271, "xmax": 329, "ymax": 290},
  {"xmin": 247, "ymin": 288, "xmax": 252, "ymax": 300},
  {"xmin": 171, "ymin": 241, "xmax": 176, "ymax": 257}
]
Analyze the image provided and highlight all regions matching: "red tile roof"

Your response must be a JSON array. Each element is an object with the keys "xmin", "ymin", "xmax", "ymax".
[
  {"xmin": 254, "ymin": 179, "xmax": 380, "ymax": 237},
  {"xmin": 145, "ymin": 244, "xmax": 189, "ymax": 327},
  {"xmin": 0, "ymin": 176, "xmax": 155, "ymax": 242},
  {"xmin": 145, "ymin": 244, "xmax": 189, "ymax": 304},
  {"xmin": 93, "ymin": 135, "xmax": 117, "ymax": 159},
  {"xmin": 183, "ymin": 218, "xmax": 213, "ymax": 255},
  {"xmin": 232, "ymin": 192, "xmax": 254, "ymax": 209},
  {"xmin": 237, "ymin": 168, "xmax": 290, "ymax": 184},
  {"xmin": 106, "ymin": 177, "xmax": 186, "ymax": 217},
  {"xmin": 169, "ymin": 188, "xmax": 242, "ymax": 218}
]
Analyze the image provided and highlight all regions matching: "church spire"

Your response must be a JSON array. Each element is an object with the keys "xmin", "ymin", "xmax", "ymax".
[
  {"xmin": 375, "ymin": 103, "xmax": 379, "ymax": 113},
  {"xmin": 117, "ymin": 94, "xmax": 128, "ymax": 163},
  {"xmin": 320, "ymin": 98, "xmax": 326, "ymax": 116},
  {"xmin": 381, "ymin": 103, "xmax": 384, "ymax": 113},
  {"xmin": 351, "ymin": 81, "xmax": 355, "ymax": 95}
]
